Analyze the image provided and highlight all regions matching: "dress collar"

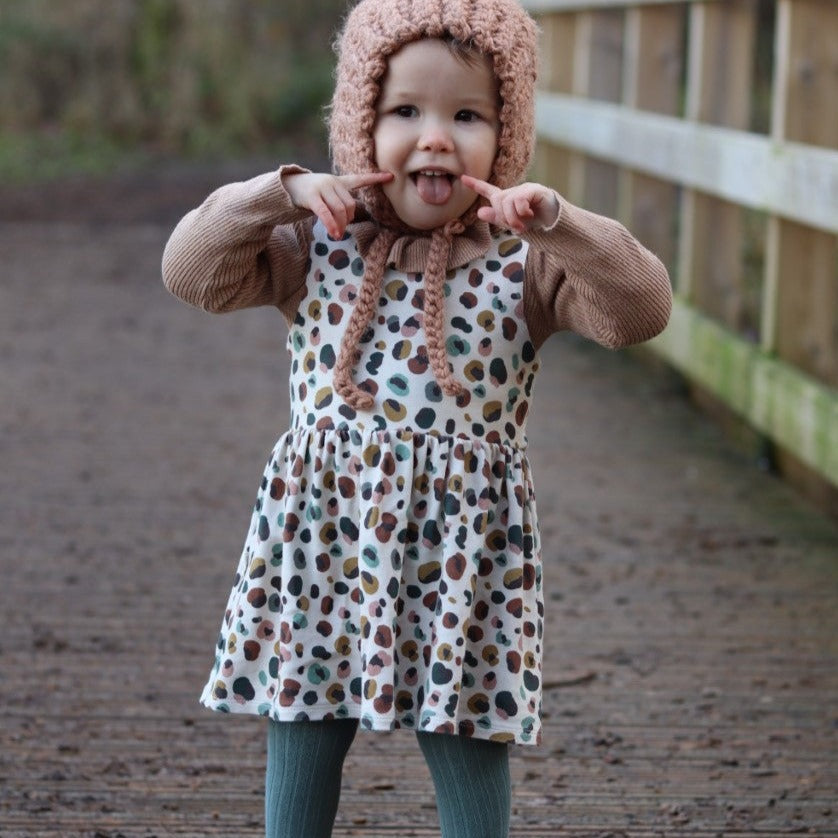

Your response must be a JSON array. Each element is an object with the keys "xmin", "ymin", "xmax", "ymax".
[{"xmin": 350, "ymin": 218, "xmax": 493, "ymax": 273}]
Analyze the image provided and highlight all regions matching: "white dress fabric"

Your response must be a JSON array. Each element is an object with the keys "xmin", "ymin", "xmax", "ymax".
[{"xmin": 201, "ymin": 222, "xmax": 545, "ymax": 745}]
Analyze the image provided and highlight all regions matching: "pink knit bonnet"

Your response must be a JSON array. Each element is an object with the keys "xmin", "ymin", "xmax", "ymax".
[{"xmin": 328, "ymin": 0, "xmax": 539, "ymax": 409}]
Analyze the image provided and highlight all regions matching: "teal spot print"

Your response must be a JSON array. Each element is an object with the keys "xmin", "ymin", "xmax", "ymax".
[
  {"xmin": 387, "ymin": 374, "xmax": 409, "ymax": 396},
  {"xmin": 446, "ymin": 336, "xmax": 470, "ymax": 356}
]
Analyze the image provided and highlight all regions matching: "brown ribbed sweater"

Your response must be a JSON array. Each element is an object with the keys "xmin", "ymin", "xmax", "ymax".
[{"xmin": 162, "ymin": 165, "xmax": 672, "ymax": 351}]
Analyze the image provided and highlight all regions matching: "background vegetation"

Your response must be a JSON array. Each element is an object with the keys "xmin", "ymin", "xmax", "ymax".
[{"xmin": 0, "ymin": 0, "xmax": 345, "ymax": 180}]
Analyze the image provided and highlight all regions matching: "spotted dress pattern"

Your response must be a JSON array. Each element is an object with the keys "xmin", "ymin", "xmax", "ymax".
[{"xmin": 200, "ymin": 221, "xmax": 545, "ymax": 745}]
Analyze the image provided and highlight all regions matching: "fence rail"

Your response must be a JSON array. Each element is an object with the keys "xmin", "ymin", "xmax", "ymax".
[{"xmin": 523, "ymin": 0, "xmax": 838, "ymax": 495}]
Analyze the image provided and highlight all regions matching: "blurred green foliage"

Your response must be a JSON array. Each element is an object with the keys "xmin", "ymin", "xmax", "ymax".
[{"xmin": 0, "ymin": 0, "xmax": 345, "ymax": 180}]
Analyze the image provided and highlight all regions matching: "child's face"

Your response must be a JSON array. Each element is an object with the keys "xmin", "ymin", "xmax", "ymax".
[{"xmin": 373, "ymin": 39, "xmax": 499, "ymax": 231}]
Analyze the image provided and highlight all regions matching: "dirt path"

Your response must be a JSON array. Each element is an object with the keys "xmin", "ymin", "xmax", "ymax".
[{"xmin": 1, "ymin": 162, "xmax": 836, "ymax": 836}]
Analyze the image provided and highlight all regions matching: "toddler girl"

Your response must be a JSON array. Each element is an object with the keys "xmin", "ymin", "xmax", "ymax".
[{"xmin": 162, "ymin": 1, "xmax": 672, "ymax": 835}]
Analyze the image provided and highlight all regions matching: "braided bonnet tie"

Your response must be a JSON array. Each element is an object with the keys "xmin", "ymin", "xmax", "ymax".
[{"xmin": 333, "ymin": 218, "xmax": 467, "ymax": 410}]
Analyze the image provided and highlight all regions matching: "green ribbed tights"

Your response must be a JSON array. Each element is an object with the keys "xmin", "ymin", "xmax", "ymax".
[{"xmin": 265, "ymin": 718, "xmax": 511, "ymax": 838}]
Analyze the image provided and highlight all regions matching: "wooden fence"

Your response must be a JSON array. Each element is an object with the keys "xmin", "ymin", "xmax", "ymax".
[{"xmin": 522, "ymin": 0, "xmax": 838, "ymax": 502}]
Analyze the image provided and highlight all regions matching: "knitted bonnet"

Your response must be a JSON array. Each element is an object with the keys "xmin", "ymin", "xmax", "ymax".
[{"xmin": 328, "ymin": 0, "xmax": 539, "ymax": 409}]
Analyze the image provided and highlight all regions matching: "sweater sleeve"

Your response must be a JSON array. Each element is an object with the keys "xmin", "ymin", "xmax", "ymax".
[
  {"xmin": 161, "ymin": 165, "xmax": 315, "ymax": 320},
  {"xmin": 522, "ymin": 195, "xmax": 672, "ymax": 350}
]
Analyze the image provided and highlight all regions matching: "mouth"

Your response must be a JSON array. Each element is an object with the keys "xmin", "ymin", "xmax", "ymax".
[{"xmin": 410, "ymin": 169, "xmax": 456, "ymax": 205}]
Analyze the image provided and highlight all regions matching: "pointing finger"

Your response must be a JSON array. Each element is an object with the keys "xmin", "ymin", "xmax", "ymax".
[
  {"xmin": 337, "ymin": 171, "xmax": 394, "ymax": 191},
  {"xmin": 460, "ymin": 174, "xmax": 498, "ymax": 199}
]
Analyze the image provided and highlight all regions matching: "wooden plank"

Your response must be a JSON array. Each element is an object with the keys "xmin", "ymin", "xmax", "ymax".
[
  {"xmin": 650, "ymin": 298, "xmax": 838, "ymax": 487},
  {"xmin": 571, "ymin": 9, "xmax": 624, "ymax": 216},
  {"xmin": 677, "ymin": 1, "xmax": 757, "ymax": 332},
  {"xmin": 534, "ymin": 93, "xmax": 838, "ymax": 234},
  {"xmin": 763, "ymin": 0, "xmax": 838, "ymax": 385},
  {"xmin": 618, "ymin": 4, "xmax": 684, "ymax": 272}
]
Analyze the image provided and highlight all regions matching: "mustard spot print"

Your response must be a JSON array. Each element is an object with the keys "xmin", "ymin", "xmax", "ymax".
[
  {"xmin": 315, "ymin": 387, "xmax": 333, "ymax": 409},
  {"xmin": 383, "ymin": 399, "xmax": 407, "ymax": 421}
]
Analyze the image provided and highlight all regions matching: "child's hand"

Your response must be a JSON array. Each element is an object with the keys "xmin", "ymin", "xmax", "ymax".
[
  {"xmin": 285, "ymin": 171, "xmax": 393, "ymax": 239},
  {"xmin": 461, "ymin": 175, "xmax": 560, "ymax": 233}
]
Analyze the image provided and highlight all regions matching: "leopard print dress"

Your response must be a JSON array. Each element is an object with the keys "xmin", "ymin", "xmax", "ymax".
[{"xmin": 200, "ymin": 221, "xmax": 545, "ymax": 745}]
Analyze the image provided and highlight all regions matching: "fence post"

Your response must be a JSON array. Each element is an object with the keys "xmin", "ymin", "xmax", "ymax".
[
  {"xmin": 618, "ymin": 4, "xmax": 685, "ymax": 273},
  {"xmin": 676, "ymin": 0, "xmax": 758, "ymax": 331},
  {"xmin": 763, "ymin": 0, "xmax": 838, "ymax": 505},
  {"xmin": 533, "ymin": 12, "xmax": 578, "ymax": 198},
  {"xmin": 570, "ymin": 9, "xmax": 624, "ymax": 217}
]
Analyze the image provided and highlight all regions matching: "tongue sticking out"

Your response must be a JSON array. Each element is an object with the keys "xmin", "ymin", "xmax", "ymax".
[{"xmin": 415, "ymin": 173, "xmax": 453, "ymax": 205}]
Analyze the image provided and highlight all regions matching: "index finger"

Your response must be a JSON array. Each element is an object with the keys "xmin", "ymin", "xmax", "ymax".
[
  {"xmin": 337, "ymin": 171, "xmax": 394, "ymax": 190},
  {"xmin": 460, "ymin": 174, "xmax": 498, "ymax": 199}
]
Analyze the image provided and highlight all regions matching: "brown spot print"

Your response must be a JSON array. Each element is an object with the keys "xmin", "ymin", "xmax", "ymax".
[
  {"xmin": 503, "ymin": 567, "xmax": 523, "ymax": 589},
  {"xmin": 485, "ymin": 530, "xmax": 507, "ymax": 552},
  {"xmin": 422, "ymin": 590, "xmax": 439, "ymax": 612},
  {"xmin": 315, "ymin": 553, "xmax": 331, "ymax": 572},
  {"xmin": 459, "ymin": 290, "xmax": 478, "ymax": 308},
  {"xmin": 243, "ymin": 640, "xmax": 261, "ymax": 661},
  {"xmin": 396, "ymin": 642, "xmax": 417, "ymax": 666},
  {"xmin": 383, "ymin": 399, "xmax": 407, "ymax": 421},
  {"xmin": 417, "ymin": 561, "xmax": 441, "ymax": 584},
  {"xmin": 506, "ymin": 598, "xmax": 523, "ymax": 618},
  {"xmin": 373, "ymin": 683, "xmax": 394, "ymax": 714},
  {"xmin": 466, "ymin": 623, "xmax": 484, "ymax": 642},
  {"xmin": 522, "ymin": 563, "xmax": 536, "ymax": 590},
  {"xmin": 474, "ymin": 600, "xmax": 490, "ymax": 621},
  {"xmin": 327, "ymin": 302, "xmax": 343, "ymax": 324},
  {"xmin": 502, "ymin": 261, "xmax": 524, "ymax": 282},
  {"xmin": 436, "ymin": 643, "xmax": 454, "ymax": 662},
  {"xmin": 361, "ymin": 571, "xmax": 379, "ymax": 595},
  {"xmin": 506, "ymin": 651, "xmax": 522, "ymax": 673},
  {"xmin": 328, "ymin": 249, "xmax": 350, "ymax": 269},
  {"xmin": 363, "ymin": 445, "xmax": 381, "ymax": 468},
  {"xmin": 247, "ymin": 588, "xmax": 267, "ymax": 608},
  {"xmin": 468, "ymin": 268, "xmax": 484, "ymax": 287},
  {"xmin": 410, "ymin": 288, "xmax": 425, "ymax": 310},
  {"xmin": 498, "ymin": 238, "xmax": 523, "ymax": 257},
  {"xmin": 407, "ymin": 345, "xmax": 429, "ymax": 374},
  {"xmin": 385, "ymin": 279, "xmax": 408, "ymax": 301},
  {"xmin": 342, "ymin": 556, "xmax": 358, "ymax": 579},
  {"xmin": 380, "ymin": 451, "xmax": 396, "ymax": 476},
  {"xmin": 337, "ymin": 476, "xmax": 355, "ymax": 498},
  {"xmin": 442, "ymin": 612, "xmax": 459, "ymax": 629},
  {"xmin": 467, "ymin": 693, "xmax": 490, "ymax": 714},
  {"xmin": 279, "ymin": 679, "xmax": 301, "ymax": 707},
  {"xmin": 445, "ymin": 552, "xmax": 467, "ymax": 580},
  {"xmin": 319, "ymin": 522, "xmax": 338, "ymax": 545},
  {"xmin": 464, "ymin": 359, "xmax": 484, "ymax": 381},
  {"xmin": 476, "ymin": 310, "xmax": 495, "ymax": 331},
  {"xmin": 334, "ymin": 635, "xmax": 352, "ymax": 655},
  {"xmin": 483, "ymin": 400, "xmax": 502, "ymax": 422},
  {"xmin": 482, "ymin": 645, "xmax": 500, "ymax": 666},
  {"xmin": 501, "ymin": 317, "xmax": 517, "ymax": 340},
  {"xmin": 373, "ymin": 625, "xmax": 392, "ymax": 648},
  {"xmin": 314, "ymin": 387, "xmax": 333, "ymax": 409},
  {"xmin": 392, "ymin": 339, "xmax": 412, "ymax": 359},
  {"xmin": 515, "ymin": 400, "xmax": 529, "ymax": 425},
  {"xmin": 375, "ymin": 512, "xmax": 398, "ymax": 543},
  {"xmin": 395, "ymin": 690, "xmax": 414, "ymax": 711},
  {"xmin": 256, "ymin": 621, "xmax": 275, "ymax": 640},
  {"xmin": 316, "ymin": 620, "xmax": 333, "ymax": 637},
  {"xmin": 326, "ymin": 683, "xmax": 346, "ymax": 704}
]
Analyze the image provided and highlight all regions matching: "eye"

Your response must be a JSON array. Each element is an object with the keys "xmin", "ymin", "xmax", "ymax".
[
  {"xmin": 393, "ymin": 105, "xmax": 418, "ymax": 118},
  {"xmin": 455, "ymin": 109, "xmax": 482, "ymax": 123}
]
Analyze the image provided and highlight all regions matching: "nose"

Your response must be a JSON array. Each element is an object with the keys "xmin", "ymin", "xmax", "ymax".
[{"xmin": 417, "ymin": 118, "xmax": 454, "ymax": 153}]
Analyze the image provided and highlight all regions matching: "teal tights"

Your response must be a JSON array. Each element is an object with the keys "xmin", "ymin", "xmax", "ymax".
[{"xmin": 265, "ymin": 718, "xmax": 511, "ymax": 838}]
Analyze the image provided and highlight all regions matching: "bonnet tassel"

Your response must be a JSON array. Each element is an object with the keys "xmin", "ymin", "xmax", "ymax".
[{"xmin": 333, "ymin": 219, "xmax": 467, "ymax": 409}]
